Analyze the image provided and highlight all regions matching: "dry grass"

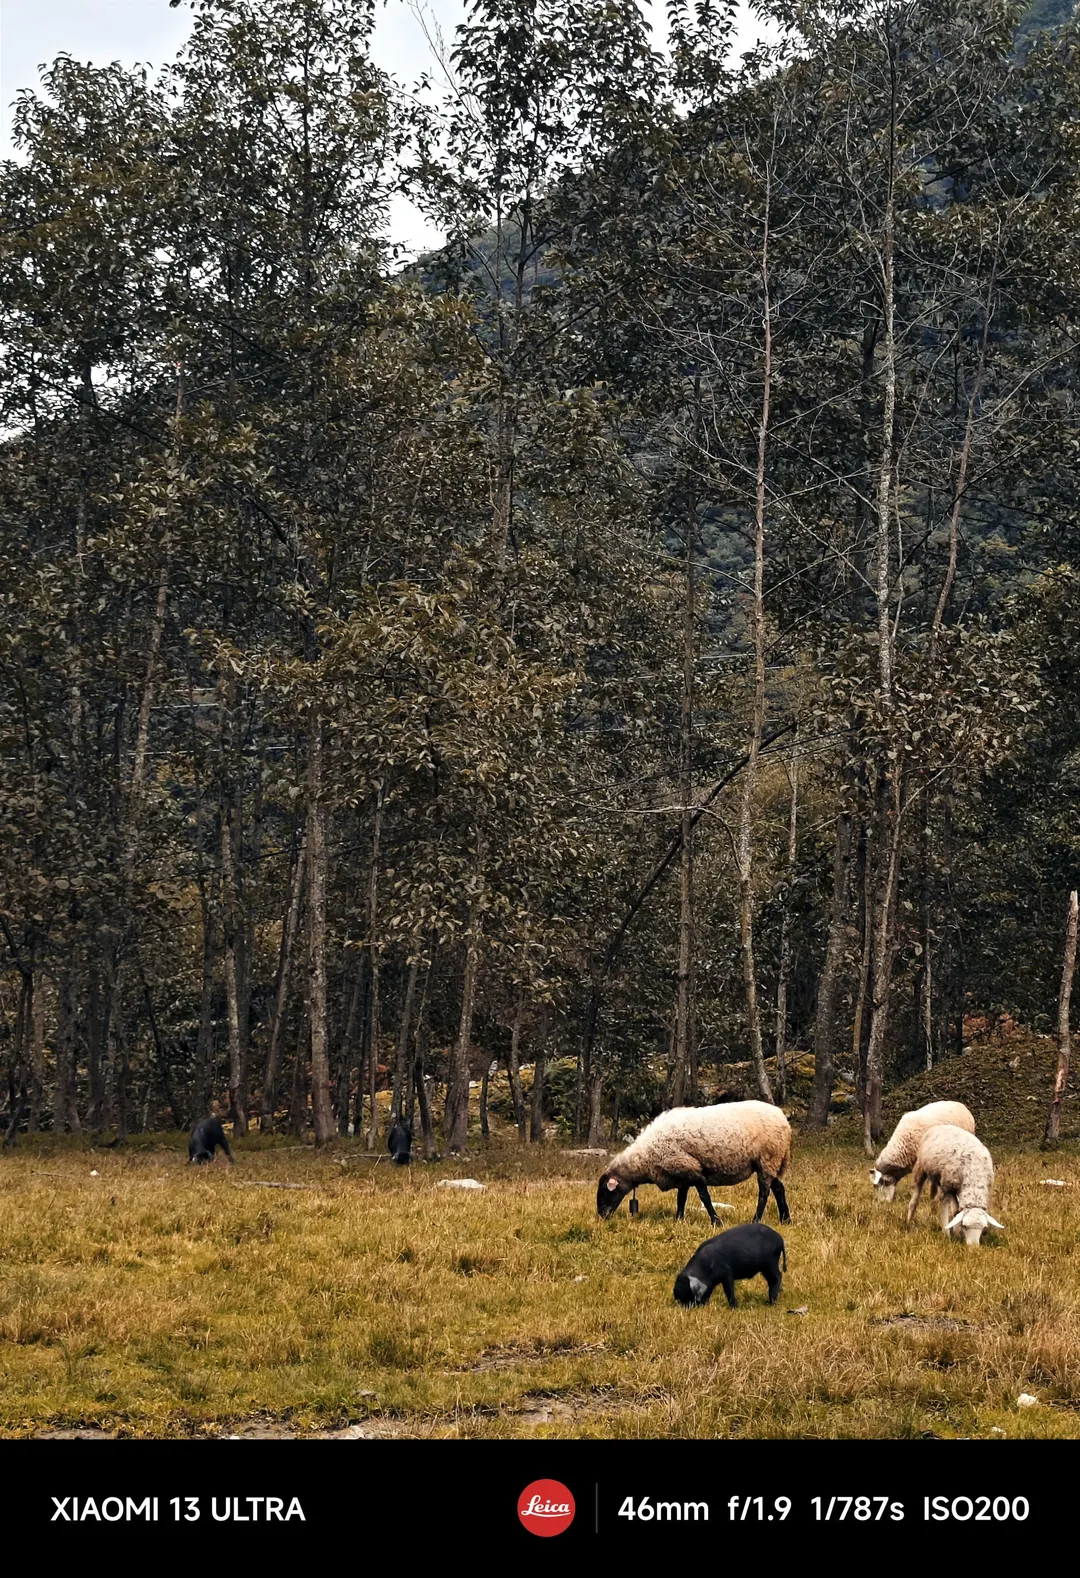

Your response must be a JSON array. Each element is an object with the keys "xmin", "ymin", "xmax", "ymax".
[{"xmin": 1, "ymin": 1120, "xmax": 1079, "ymax": 1439}]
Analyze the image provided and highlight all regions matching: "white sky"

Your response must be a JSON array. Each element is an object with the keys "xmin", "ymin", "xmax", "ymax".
[{"xmin": 0, "ymin": 0, "xmax": 772, "ymax": 255}]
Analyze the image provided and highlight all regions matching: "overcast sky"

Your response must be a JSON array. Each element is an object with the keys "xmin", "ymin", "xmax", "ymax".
[{"xmin": 0, "ymin": 0, "xmax": 770, "ymax": 253}]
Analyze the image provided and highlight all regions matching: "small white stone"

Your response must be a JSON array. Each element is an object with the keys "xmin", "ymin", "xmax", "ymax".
[
  {"xmin": 89, "ymin": 1169, "xmax": 99, "ymax": 1177},
  {"xmin": 788, "ymin": 1306, "xmax": 809, "ymax": 1316},
  {"xmin": 573, "ymin": 1275, "xmax": 588, "ymax": 1283},
  {"xmin": 1017, "ymin": 1393, "xmax": 1039, "ymax": 1408},
  {"xmin": 437, "ymin": 1178, "xmax": 485, "ymax": 1190},
  {"xmin": 990, "ymin": 1427, "xmax": 1006, "ymax": 1436},
  {"xmin": 1041, "ymin": 1179, "xmax": 1067, "ymax": 1187}
]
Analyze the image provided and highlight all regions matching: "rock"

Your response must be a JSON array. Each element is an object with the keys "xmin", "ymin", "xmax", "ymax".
[
  {"xmin": 990, "ymin": 1427, "xmax": 1006, "ymax": 1436},
  {"xmin": 1017, "ymin": 1393, "xmax": 1039, "ymax": 1408},
  {"xmin": 437, "ymin": 1178, "xmax": 485, "ymax": 1190},
  {"xmin": 788, "ymin": 1306, "xmax": 809, "ymax": 1316},
  {"xmin": 89, "ymin": 1169, "xmax": 99, "ymax": 1177},
  {"xmin": 572, "ymin": 1275, "xmax": 588, "ymax": 1283}
]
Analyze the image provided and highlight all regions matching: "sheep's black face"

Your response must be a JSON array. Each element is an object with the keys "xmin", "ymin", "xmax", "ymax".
[{"xmin": 597, "ymin": 1174, "xmax": 628, "ymax": 1218}]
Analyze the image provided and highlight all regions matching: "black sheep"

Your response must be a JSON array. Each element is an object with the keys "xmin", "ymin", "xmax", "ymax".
[
  {"xmin": 188, "ymin": 1116, "xmax": 234, "ymax": 1166},
  {"xmin": 388, "ymin": 1118, "xmax": 412, "ymax": 1166},
  {"xmin": 673, "ymin": 1222, "xmax": 786, "ymax": 1309}
]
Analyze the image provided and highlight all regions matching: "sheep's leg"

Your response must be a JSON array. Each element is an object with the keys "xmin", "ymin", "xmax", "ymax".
[
  {"xmin": 906, "ymin": 1174, "xmax": 925, "ymax": 1228},
  {"xmin": 765, "ymin": 1266, "xmax": 782, "ymax": 1304},
  {"xmin": 675, "ymin": 1185, "xmax": 689, "ymax": 1221},
  {"xmin": 939, "ymin": 1191, "xmax": 958, "ymax": 1232},
  {"xmin": 696, "ymin": 1183, "xmax": 718, "ymax": 1224},
  {"xmin": 770, "ymin": 1177, "xmax": 791, "ymax": 1225},
  {"xmin": 753, "ymin": 1166, "xmax": 770, "ymax": 1222},
  {"xmin": 720, "ymin": 1274, "xmax": 738, "ymax": 1310}
]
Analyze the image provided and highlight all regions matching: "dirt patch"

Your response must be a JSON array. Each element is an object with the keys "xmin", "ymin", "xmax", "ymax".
[
  {"xmin": 875, "ymin": 1314, "xmax": 967, "ymax": 1331},
  {"xmin": 513, "ymin": 1388, "xmax": 650, "ymax": 1428},
  {"xmin": 34, "ymin": 1428, "xmax": 118, "ymax": 1440},
  {"xmin": 466, "ymin": 1341, "xmax": 608, "ymax": 1372}
]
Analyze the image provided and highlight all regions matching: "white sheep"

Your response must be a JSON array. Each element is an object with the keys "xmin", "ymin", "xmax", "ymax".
[
  {"xmin": 596, "ymin": 1100, "xmax": 791, "ymax": 1225},
  {"xmin": 869, "ymin": 1100, "xmax": 976, "ymax": 1201},
  {"xmin": 906, "ymin": 1123, "xmax": 1003, "ymax": 1246}
]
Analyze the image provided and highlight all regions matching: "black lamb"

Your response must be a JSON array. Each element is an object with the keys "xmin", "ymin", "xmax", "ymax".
[{"xmin": 673, "ymin": 1222, "xmax": 786, "ymax": 1309}]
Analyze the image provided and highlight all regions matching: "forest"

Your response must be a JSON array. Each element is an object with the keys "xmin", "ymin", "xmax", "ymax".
[{"xmin": 3, "ymin": 0, "xmax": 1080, "ymax": 1160}]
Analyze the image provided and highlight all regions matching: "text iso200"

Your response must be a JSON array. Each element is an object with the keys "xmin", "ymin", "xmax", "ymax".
[
  {"xmin": 924, "ymin": 1496, "xmax": 1030, "ymax": 1522},
  {"xmin": 811, "ymin": 1496, "xmax": 905, "ymax": 1521}
]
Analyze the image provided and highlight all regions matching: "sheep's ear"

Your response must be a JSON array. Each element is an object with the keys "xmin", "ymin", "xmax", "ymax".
[
  {"xmin": 987, "ymin": 1216, "xmax": 1005, "ymax": 1230},
  {"xmin": 869, "ymin": 1169, "xmax": 880, "ymax": 1183},
  {"xmin": 606, "ymin": 1176, "xmax": 620, "ymax": 1192},
  {"xmin": 944, "ymin": 1211, "xmax": 963, "ymax": 1233}
]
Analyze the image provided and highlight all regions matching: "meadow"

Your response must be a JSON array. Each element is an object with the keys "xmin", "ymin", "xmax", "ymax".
[{"xmin": 1, "ymin": 1097, "xmax": 1079, "ymax": 1439}]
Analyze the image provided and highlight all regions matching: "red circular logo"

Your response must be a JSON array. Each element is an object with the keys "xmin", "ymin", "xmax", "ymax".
[{"xmin": 517, "ymin": 1479, "xmax": 576, "ymax": 1537}]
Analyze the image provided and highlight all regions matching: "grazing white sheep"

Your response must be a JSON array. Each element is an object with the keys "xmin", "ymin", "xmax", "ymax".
[
  {"xmin": 869, "ymin": 1100, "xmax": 976, "ymax": 1201},
  {"xmin": 596, "ymin": 1101, "xmax": 791, "ymax": 1225},
  {"xmin": 906, "ymin": 1123, "xmax": 1003, "ymax": 1246}
]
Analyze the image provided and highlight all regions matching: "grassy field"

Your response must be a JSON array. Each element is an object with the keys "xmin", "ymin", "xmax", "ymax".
[{"xmin": 2, "ymin": 1095, "xmax": 1080, "ymax": 1438}]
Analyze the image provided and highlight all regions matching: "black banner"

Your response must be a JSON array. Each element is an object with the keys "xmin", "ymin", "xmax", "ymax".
[{"xmin": 19, "ymin": 1439, "xmax": 1061, "ymax": 1549}]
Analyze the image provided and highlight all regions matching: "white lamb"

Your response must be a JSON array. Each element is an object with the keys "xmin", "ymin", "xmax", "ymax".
[
  {"xmin": 906, "ymin": 1123, "xmax": 1003, "ymax": 1247},
  {"xmin": 869, "ymin": 1100, "xmax": 976, "ymax": 1201},
  {"xmin": 596, "ymin": 1100, "xmax": 791, "ymax": 1225}
]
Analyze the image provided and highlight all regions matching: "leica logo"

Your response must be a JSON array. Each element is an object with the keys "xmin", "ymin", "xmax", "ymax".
[{"xmin": 517, "ymin": 1479, "xmax": 576, "ymax": 1537}]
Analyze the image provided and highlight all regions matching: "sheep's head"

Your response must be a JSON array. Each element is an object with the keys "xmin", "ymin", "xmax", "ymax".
[
  {"xmin": 945, "ymin": 1207, "xmax": 1004, "ymax": 1247},
  {"xmin": 596, "ymin": 1172, "xmax": 629, "ymax": 1218},
  {"xmin": 673, "ymin": 1272, "xmax": 711, "ymax": 1307},
  {"xmin": 869, "ymin": 1168, "xmax": 897, "ymax": 1203}
]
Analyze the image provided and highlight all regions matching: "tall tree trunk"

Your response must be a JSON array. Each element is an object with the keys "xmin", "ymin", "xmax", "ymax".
[
  {"xmin": 587, "ymin": 1072, "xmax": 604, "ymax": 1146},
  {"xmin": 409, "ymin": 950, "xmax": 436, "ymax": 1157},
  {"xmin": 479, "ymin": 1057, "xmax": 493, "ymax": 1139},
  {"xmin": 192, "ymin": 871, "xmax": 217, "ymax": 1117},
  {"xmin": 261, "ymin": 836, "xmax": 306, "ymax": 1131},
  {"xmin": 413, "ymin": 1035, "xmax": 435, "ymax": 1161},
  {"xmin": 4, "ymin": 973, "xmax": 30, "ymax": 1148},
  {"xmin": 391, "ymin": 956, "xmax": 420, "ymax": 1123},
  {"xmin": 221, "ymin": 797, "xmax": 247, "ymax": 1136},
  {"xmin": 114, "ymin": 1016, "xmax": 130, "ymax": 1147},
  {"xmin": 672, "ymin": 478, "xmax": 696, "ymax": 1108},
  {"xmin": 364, "ymin": 788, "xmax": 386, "ymax": 1149},
  {"xmin": 852, "ymin": 821, "xmax": 873, "ymax": 1111},
  {"xmin": 55, "ymin": 967, "xmax": 80, "ymax": 1133},
  {"xmin": 918, "ymin": 792, "xmax": 935, "ymax": 1072},
  {"xmin": 863, "ymin": 773, "xmax": 905, "ymax": 1154},
  {"xmin": 306, "ymin": 721, "xmax": 335, "ymax": 1146},
  {"xmin": 222, "ymin": 688, "xmax": 249, "ymax": 1136},
  {"xmin": 28, "ymin": 955, "xmax": 45, "ymax": 1132},
  {"xmin": 862, "ymin": 23, "xmax": 901, "ymax": 1152},
  {"xmin": 774, "ymin": 744, "xmax": 799, "ymax": 1105},
  {"xmin": 444, "ymin": 834, "xmax": 486, "ymax": 1152},
  {"xmin": 289, "ymin": 1016, "xmax": 309, "ymax": 1138},
  {"xmin": 808, "ymin": 812, "xmax": 853, "ymax": 1129},
  {"xmin": 735, "ymin": 159, "xmax": 776, "ymax": 1105},
  {"xmin": 529, "ymin": 1017, "xmax": 548, "ymax": 1143},
  {"xmin": 1043, "ymin": 890, "xmax": 1078, "ymax": 1149},
  {"xmin": 507, "ymin": 993, "xmax": 526, "ymax": 1142},
  {"xmin": 335, "ymin": 951, "xmax": 364, "ymax": 1135}
]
